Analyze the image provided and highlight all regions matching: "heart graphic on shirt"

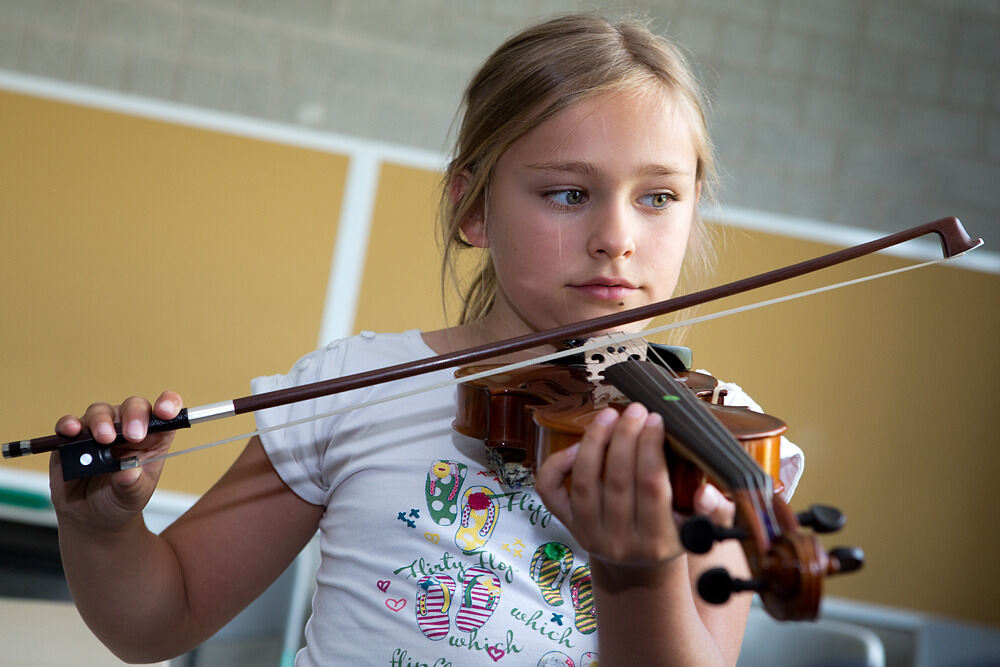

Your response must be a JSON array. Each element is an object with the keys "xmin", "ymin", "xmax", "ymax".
[
  {"xmin": 376, "ymin": 580, "xmax": 390, "ymax": 593},
  {"xmin": 385, "ymin": 598, "xmax": 406, "ymax": 612},
  {"xmin": 424, "ymin": 532, "xmax": 441, "ymax": 544},
  {"xmin": 486, "ymin": 646, "xmax": 505, "ymax": 661}
]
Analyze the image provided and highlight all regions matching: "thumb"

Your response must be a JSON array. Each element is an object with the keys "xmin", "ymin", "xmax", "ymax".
[
  {"xmin": 693, "ymin": 483, "xmax": 735, "ymax": 528},
  {"xmin": 535, "ymin": 442, "xmax": 580, "ymax": 524},
  {"xmin": 108, "ymin": 465, "xmax": 158, "ymax": 511}
]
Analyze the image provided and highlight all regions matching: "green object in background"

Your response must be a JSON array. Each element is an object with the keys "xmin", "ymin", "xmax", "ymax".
[{"xmin": 0, "ymin": 486, "xmax": 51, "ymax": 510}]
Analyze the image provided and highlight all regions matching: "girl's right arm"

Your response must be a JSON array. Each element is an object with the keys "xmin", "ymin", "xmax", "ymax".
[{"xmin": 51, "ymin": 393, "xmax": 324, "ymax": 663}]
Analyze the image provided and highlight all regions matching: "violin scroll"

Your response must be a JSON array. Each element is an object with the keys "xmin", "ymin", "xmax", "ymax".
[{"xmin": 685, "ymin": 493, "xmax": 865, "ymax": 620}]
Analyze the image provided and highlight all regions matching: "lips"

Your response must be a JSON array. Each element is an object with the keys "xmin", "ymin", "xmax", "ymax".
[{"xmin": 570, "ymin": 277, "xmax": 638, "ymax": 301}]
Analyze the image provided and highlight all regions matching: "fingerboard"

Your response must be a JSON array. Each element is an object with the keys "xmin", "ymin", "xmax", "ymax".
[{"xmin": 603, "ymin": 359, "xmax": 773, "ymax": 495}]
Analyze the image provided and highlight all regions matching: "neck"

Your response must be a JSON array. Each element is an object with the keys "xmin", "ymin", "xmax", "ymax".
[{"xmin": 422, "ymin": 314, "xmax": 558, "ymax": 362}]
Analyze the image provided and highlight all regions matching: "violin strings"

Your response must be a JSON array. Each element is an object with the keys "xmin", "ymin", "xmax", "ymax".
[
  {"xmin": 637, "ymin": 348, "xmax": 760, "ymax": 485},
  {"xmin": 642, "ymin": 343, "xmax": 756, "ymax": 493},
  {"xmin": 144, "ymin": 256, "xmax": 947, "ymax": 468},
  {"xmin": 626, "ymin": 359, "xmax": 777, "ymax": 536},
  {"xmin": 633, "ymin": 360, "xmax": 767, "ymax": 493}
]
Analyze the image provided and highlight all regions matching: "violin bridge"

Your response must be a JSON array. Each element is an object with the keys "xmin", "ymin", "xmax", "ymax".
[{"xmin": 582, "ymin": 336, "xmax": 648, "ymax": 404}]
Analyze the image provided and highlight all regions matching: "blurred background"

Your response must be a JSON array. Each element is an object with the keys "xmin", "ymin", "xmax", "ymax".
[
  {"xmin": 1, "ymin": 1, "xmax": 998, "ymax": 665},
  {"xmin": 3, "ymin": 0, "xmax": 998, "ymax": 250}
]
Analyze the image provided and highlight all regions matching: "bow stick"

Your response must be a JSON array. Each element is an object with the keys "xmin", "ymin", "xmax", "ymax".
[{"xmin": 3, "ymin": 217, "xmax": 982, "ymax": 480}]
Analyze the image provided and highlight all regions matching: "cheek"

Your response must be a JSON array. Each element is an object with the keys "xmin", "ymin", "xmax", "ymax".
[
  {"xmin": 646, "ymin": 230, "xmax": 690, "ymax": 287},
  {"xmin": 651, "ymin": 215, "xmax": 693, "ymax": 259},
  {"xmin": 495, "ymin": 223, "xmax": 566, "ymax": 265}
]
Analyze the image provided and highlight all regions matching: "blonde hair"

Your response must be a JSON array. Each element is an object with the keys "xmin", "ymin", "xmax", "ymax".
[{"xmin": 440, "ymin": 14, "xmax": 717, "ymax": 325}]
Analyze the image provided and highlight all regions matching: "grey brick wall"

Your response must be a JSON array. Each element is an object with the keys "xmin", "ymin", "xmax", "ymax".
[{"xmin": 1, "ymin": 0, "xmax": 998, "ymax": 254}]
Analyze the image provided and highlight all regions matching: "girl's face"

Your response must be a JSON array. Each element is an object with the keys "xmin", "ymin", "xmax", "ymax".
[{"xmin": 464, "ymin": 89, "xmax": 700, "ymax": 339}]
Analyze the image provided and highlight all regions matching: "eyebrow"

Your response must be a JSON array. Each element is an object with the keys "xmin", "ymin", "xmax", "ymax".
[{"xmin": 526, "ymin": 160, "xmax": 692, "ymax": 177}]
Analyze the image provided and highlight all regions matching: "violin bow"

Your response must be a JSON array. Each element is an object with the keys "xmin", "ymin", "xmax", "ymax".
[{"xmin": 3, "ymin": 217, "xmax": 982, "ymax": 480}]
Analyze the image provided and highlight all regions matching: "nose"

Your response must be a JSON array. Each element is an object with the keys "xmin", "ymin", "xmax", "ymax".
[{"xmin": 587, "ymin": 200, "xmax": 636, "ymax": 260}]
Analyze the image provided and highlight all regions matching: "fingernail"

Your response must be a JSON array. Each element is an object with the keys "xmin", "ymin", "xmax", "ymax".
[
  {"xmin": 96, "ymin": 422, "xmax": 116, "ymax": 441},
  {"xmin": 565, "ymin": 442, "xmax": 581, "ymax": 462},
  {"xmin": 594, "ymin": 408, "xmax": 618, "ymax": 425},
  {"xmin": 159, "ymin": 400, "xmax": 176, "ymax": 415},
  {"xmin": 125, "ymin": 419, "xmax": 145, "ymax": 440},
  {"xmin": 623, "ymin": 402, "xmax": 646, "ymax": 419},
  {"xmin": 701, "ymin": 484, "xmax": 722, "ymax": 512},
  {"xmin": 645, "ymin": 412, "xmax": 663, "ymax": 427}
]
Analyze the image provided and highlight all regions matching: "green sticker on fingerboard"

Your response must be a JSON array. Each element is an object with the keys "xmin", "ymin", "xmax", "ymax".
[{"xmin": 661, "ymin": 394, "xmax": 681, "ymax": 401}]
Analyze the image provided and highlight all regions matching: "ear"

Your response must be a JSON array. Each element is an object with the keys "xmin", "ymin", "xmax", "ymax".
[
  {"xmin": 694, "ymin": 180, "xmax": 702, "ymax": 204},
  {"xmin": 449, "ymin": 169, "xmax": 487, "ymax": 248}
]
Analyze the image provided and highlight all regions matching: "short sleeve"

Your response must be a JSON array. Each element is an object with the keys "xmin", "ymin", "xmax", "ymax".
[{"xmin": 250, "ymin": 339, "xmax": 353, "ymax": 506}]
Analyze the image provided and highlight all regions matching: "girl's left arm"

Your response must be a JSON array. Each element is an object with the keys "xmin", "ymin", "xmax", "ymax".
[{"xmin": 536, "ymin": 403, "xmax": 752, "ymax": 667}]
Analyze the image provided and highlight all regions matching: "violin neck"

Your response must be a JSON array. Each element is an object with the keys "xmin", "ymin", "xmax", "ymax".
[{"xmin": 603, "ymin": 360, "xmax": 772, "ymax": 495}]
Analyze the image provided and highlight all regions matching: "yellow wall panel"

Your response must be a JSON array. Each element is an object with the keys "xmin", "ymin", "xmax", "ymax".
[
  {"xmin": 355, "ymin": 162, "xmax": 465, "ymax": 335},
  {"xmin": 0, "ymin": 90, "xmax": 345, "ymax": 495},
  {"xmin": 687, "ymin": 226, "xmax": 1000, "ymax": 626}
]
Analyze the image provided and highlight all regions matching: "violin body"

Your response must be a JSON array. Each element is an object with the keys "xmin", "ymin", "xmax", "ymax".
[
  {"xmin": 454, "ymin": 354, "xmax": 863, "ymax": 621},
  {"xmin": 452, "ymin": 361, "xmax": 786, "ymax": 508}
]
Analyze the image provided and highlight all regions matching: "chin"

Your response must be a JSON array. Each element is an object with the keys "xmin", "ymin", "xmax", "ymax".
[{"xmin": 544, "ymin": 304, "xmax": 644, "ymax": 333}]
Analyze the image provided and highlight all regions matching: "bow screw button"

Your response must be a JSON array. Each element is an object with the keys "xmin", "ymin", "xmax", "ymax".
[{"xmin": 797, "ymin": 504, "xmax": 847, "ymax": 533}]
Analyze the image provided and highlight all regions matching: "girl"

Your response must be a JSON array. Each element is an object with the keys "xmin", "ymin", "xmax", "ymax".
[{"xmin": 52, "ymin": 14, "xmax": 802, "ymax": 666}]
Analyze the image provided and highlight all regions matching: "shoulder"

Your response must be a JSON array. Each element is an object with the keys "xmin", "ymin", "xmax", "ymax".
[
  {"xmin": 329, "ymin": 329, "xmax": 433, "ymax": 372},
  {"xmin": 252, "ymin": 329, "xmax": 432, "ymax": 394}
]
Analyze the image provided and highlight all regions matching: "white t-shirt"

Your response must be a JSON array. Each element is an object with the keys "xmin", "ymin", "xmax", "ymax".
[{"xmin": 252, "ymin": 330, "xmax": 804, "ymax": 666}]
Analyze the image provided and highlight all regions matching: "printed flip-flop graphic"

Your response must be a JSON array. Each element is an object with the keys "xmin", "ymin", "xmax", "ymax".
[
  {"xmin": 530, "ymin": 542, "xmax": 573, "ymax": 606},
  {"xmin": 570, "ymin": 564, "xmax": 596, "ymax": 634},
  {"xmin": 538, "ymin": 651, "xmax": 575, "ymax": 666},
  {"xmin": 425, "ymin": 460, "xmax": 467, "ymax": 526},
  {"xmin": 414, "ymin": 574, "xmax": 456, "ymax": 640},
  {"xmin": 454, "ymin": 486, "xmax": 499, "ymax": 553},
  {"xmin": 455, "ymin": 566, "xmax": 502, "ymax": 632}
]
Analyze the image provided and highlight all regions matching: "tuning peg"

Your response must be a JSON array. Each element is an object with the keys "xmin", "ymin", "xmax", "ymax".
[
  {"xmin": 828, "ymin": 546, "xmax": 865, "ymax": 574},
  {"xmin": 697, "ymin": 567, "xmax": 763, "ymax": 604},
  {"xmin": 680, "ymin": 516, "xmax": 748, "ymax": 554},
  {"xmin": 796, "ymin": 504, "xmax": 847, "ymax": 533}
]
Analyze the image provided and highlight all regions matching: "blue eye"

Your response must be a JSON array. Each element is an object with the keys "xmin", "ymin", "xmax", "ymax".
[
  {"xmin": 546, "ymin": 190, "xmax": 587, "ymax": 206},
  {"xmin": 640, "ymin": 192, "xmax": 678, "ymax": 209}
]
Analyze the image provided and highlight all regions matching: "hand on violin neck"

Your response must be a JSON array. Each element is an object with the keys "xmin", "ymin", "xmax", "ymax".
[
  {"xmin": 535, "ymin": 402, "xmax": 687, "ymax": 578},
  {"xmin": 692, "ymin": 483, "xmax": 735, "ymax": 529}
]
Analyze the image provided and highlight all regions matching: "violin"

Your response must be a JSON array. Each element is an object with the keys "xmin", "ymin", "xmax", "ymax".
[
  {"xmin": 453, "ymin": 338, "xmax": 856, "ymax": 621},
  {"xmin": 453, "ymin": 341, "xmax": 786, "ymax": 505}
]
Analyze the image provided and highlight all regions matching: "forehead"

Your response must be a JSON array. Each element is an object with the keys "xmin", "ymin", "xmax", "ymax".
[{"xmin": 500, "ymin": 89, "xmax": 699, "ymax": 176}]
